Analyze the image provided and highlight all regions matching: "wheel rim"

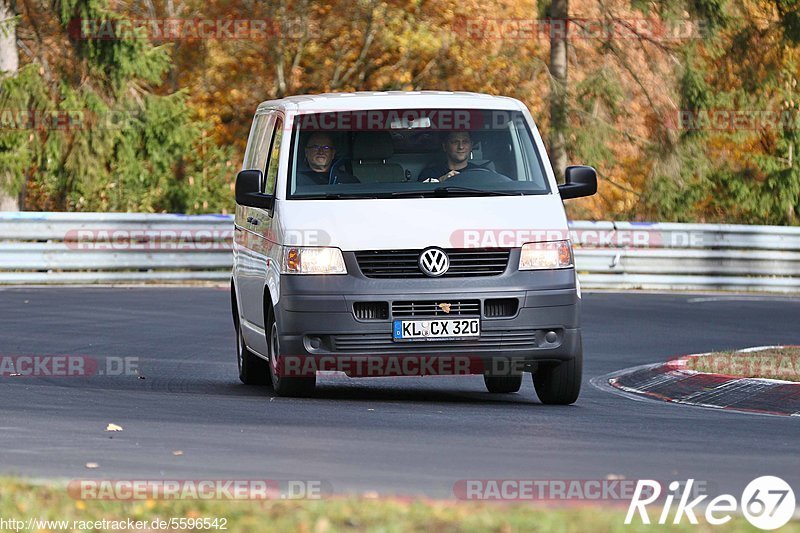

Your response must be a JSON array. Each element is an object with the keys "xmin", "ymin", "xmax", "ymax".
[
  {"xmin": 236, "ymin": 325, "xmax": 243, "ymax": 372},
  {"xmin": 269, "ymin": 321, "xmax": 280, "ymax": 382}
]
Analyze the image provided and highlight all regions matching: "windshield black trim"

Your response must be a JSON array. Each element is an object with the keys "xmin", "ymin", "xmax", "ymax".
[{"xmin": 290, "ymin": 190, "xmax": 551, "ymax": 200}]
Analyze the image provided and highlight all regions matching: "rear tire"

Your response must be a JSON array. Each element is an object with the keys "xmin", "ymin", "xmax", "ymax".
[
  {"xmin": 267, "ymin": 313, "xmax": 316, "ymax": 397},
  {"xmin": 533, "ymin": 344, "xmax": 582, "ymax": 405},
  {"xmin": 483, "ymin": 374, "xmax": 523, "ymax": 393},
  {"xmin": 236, "ymin": 319, "xmax": 270, "ymax": 385}
]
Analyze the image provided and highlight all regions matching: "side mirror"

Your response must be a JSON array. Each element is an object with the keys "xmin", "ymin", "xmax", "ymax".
[
  {"xmin": 235, "ymin": 170, "xmax": 274, "ymax": 209},
  {"xmin": 558, "ymin": 166, "xmax": 598, "ymax": 200}
]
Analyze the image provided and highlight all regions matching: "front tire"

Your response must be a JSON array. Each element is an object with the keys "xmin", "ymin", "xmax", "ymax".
[
  {"xmin": 236, "ymin": 319, "xmax": 270, "ymax": 385},
  {"xmin": 483, "ymin": 374, "xmax": 523, "ymax": 393},
  {"xmin": 267, "ymin": 313, "xmax": 316, "ymax": 397},
  {"xmin": 533, "ymin": 343, "xmax": 582, "ymax": 405}
]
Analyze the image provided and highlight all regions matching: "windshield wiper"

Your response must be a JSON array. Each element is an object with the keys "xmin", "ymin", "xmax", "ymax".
[
  {"xmin": 391, "ymin": 186, "xmax": 523, "ymax": 197},
  {"xmin": 296, "ymin": 193, "xmax": 380, "ymax": 199}
]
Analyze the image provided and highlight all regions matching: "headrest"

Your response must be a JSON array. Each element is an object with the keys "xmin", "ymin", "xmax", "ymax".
[{"xmin": 353, "ymin": 132, "xmax": 395, "ymax": 160}]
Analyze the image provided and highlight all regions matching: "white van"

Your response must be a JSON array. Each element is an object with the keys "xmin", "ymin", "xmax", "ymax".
[{"xmin": 231, "ymin": 91, "xmax": 596, "ymax": 403}]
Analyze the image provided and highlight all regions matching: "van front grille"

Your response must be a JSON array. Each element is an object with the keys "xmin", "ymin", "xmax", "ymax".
[
  {"xmin": 392, "ymin": 300, "xmax": 480, "ymax": 318},
  {"xmin": 353, "ymin": 302, "xmax": 389, "ymax": 320},
  {"xmin": 330, "ymin": 329, "xmax": 540, "ymax": 352},
  {"xmin": 354, "ymin": 249, "xmax": 510, "ymax": 278},
  {"xmin": 484, "ymin": 298, "xmax": 518, "ymax": 318}
]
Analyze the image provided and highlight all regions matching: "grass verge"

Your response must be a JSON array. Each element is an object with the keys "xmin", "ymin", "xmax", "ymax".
[
  {"xmin": 0, "ymin": 478, "xmax": 796, "ymax": 532},
  {"xmin": 683, "ymin": 346, "xmax": 800, "ymax": 381}
]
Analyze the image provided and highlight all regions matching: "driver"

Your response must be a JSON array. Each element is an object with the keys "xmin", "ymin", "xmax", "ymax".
[{"xmin": 418, "ymin": 131, "xmax": 482, "ymax": 182}]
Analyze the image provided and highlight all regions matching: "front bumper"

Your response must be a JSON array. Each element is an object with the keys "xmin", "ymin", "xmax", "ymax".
[{"xmin": 273, "ymin": 252, "xmax": 582, "ymax": 371}]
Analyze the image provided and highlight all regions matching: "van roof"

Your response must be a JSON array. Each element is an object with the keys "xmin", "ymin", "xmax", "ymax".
[{"xmin": 256, "ymin": 91, "xmax": 527, "ymax": 114}]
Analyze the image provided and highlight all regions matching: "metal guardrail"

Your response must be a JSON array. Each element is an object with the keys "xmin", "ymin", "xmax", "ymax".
[
  {"xmin": 0, "ymin": 212, "xmax": 233, "ymax": 284},
  {"xmin": 569, "ymin": 221, "xmax": 800, "ymax": 291},
  {"xmin": 1, "ymin": 212, "xmax": 800, "ymax": 291}
]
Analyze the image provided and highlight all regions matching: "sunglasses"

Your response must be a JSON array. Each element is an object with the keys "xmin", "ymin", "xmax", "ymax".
[{"xmin": 306, "ymin": 144, "xmax": 333, "ymax": 152}]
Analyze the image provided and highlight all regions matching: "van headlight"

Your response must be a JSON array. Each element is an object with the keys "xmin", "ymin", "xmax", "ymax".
[
  {"xmin": 282, "ymin": 247, "xmax": 347, "ymax": 274},
  {"xmin": 519, "ymin": 240, "xmax": 574, "ymax": 270}
]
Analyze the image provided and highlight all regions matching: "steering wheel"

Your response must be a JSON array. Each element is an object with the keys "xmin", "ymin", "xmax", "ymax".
[
  {"xmin": 328, "ymin": 158, "xmax": 347, "ymax": 184},
  {"xmin": 446, "ymin": 167, "xmax": 514, "ymax": 183}
]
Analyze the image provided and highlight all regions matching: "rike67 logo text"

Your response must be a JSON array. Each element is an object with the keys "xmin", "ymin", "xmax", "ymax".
[{"xmin": 626, "ymin": 477, "xmax": 796, "ymax": 530}]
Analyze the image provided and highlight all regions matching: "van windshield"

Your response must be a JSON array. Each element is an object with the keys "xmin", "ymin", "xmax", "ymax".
[{"xmin": 286, "ymin": 109, "xmax": 551, "ymax": 199}]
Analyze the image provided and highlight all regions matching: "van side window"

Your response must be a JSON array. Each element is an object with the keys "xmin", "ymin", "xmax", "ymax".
[
  {"xmin": 264, "ymin": 118, "xmax": 283, "ymax": 194},
  {"xmin": 243, "ymin": 113, "xmax": 275, "ymax": 171}
]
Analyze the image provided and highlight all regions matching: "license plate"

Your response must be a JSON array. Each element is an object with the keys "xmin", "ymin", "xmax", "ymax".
[{"xmin": 392, "ymin": 318, "xmax": 480, "ymax": 341}]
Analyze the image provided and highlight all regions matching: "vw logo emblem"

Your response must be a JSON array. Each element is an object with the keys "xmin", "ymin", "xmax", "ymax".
[{"xmin": 418, "ymin": 248, "xmax": 450, "ymax": 277}]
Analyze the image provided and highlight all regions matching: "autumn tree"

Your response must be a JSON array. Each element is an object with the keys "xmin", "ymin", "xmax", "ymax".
[
  {"xmin": 0, "ymin": 0, "xmax": 234, "ymax": 213},
  {"xmin": 642, "ymin": 0, "xmax": 800, "ymax": 224},
  {"xmin": 0, "ymin": 0, "xmax": 19, "ymax": 210}
]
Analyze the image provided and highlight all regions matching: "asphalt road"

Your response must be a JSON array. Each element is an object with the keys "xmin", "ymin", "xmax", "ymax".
[{"xmin": 1, "ymin": 287, "xmax": 799, "ymax": 498}]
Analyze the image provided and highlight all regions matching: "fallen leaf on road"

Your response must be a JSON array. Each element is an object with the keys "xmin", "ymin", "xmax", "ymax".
[
  {"xmin": 172, "ymin": 450, "xmax": 184, "ymax": 456},
  {"xmin": 314, "ymin": 517, "xmax": 330, "ymax": 533},
  {"xmin": 85, "ymin": 462, "xmax": 99, "ymax": 469},
  {"xmin": 105, "ymin": 423, "xmax": 123, "ymax": 432}
]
